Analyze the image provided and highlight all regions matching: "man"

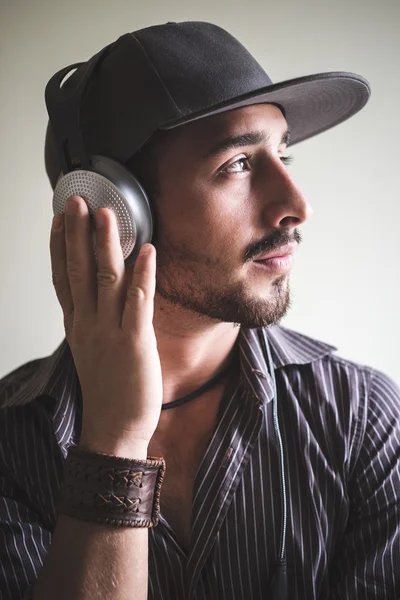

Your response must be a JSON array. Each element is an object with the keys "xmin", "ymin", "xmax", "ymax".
[{"xmin": 0, "ymin": 20, "xmax": 399, "ymax": 600}]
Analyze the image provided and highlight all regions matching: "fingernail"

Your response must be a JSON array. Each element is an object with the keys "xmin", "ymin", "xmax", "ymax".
[
  {"xmin": 52, "ymin": 214, "xmax": 63, "ymax": 231},
  {"xmin": 65, "ymin": 197, "xmax": 79, "ymax": 214},
  {"xmin": 140, "ymin": 244, "xmax": 152, "ymax": 256}
]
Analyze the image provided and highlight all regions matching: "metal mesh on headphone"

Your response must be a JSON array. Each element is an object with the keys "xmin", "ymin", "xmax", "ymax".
[{"xmin": 53, "ymin": 170, "xmax": 136, "ymax": 261}]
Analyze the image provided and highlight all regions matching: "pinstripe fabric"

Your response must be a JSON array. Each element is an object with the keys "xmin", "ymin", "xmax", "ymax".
[{"xmin": 0, "ymin": 324, "xmax": 399, "ymax": 599}]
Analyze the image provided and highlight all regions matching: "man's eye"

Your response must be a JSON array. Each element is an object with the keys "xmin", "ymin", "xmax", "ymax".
[
  {"xmin": 222, "ymin": 155, "xmax": 293, "ymax": 173},
  {"xmin": 280, "ymin": 154, "xmax": 294, "ymax": 166},
  {"xmin": 222, "ymin": 153, "xmax": 294, "ymax": 174},
  {"xmin": 223, "ymin": 157, "xmax": 251, "ymax": 174}
]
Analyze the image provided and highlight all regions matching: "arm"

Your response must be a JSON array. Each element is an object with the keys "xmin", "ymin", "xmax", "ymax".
[
  {"xmin": 0, "ymin": 493, "xmax": 51, "ymax": 600},
  {"xmin": 0, "ymin": 440, "xmax": 149, "ymax": 600},
  {"xmin": 33, "ymin": 439, "xmax": 150, "ymax": 600},
  {"xmin": 328, "ymin": 368, "xmax": 400, "ymax": 599},
  {"xmin": 4, "ymin": 197, "xmax": 163, "ymax": 600}
]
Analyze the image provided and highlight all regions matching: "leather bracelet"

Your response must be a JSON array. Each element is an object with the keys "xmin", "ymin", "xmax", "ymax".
[{"xmin": 56, "ymin": 445, "xmax": 166, "ymax": 527}]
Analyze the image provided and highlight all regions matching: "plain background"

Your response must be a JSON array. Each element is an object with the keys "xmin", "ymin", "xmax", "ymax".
[{"xmin": 0, "ymin": 0, "xmax": 399, "ymax": 386}]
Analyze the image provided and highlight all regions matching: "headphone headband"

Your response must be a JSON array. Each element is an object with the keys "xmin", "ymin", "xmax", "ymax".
[{"xmin": 44, "ymin": 43, "xmax": 114, "ymax": 174}]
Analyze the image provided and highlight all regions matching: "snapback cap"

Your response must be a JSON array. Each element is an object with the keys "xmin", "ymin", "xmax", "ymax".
[{"xmin": 45, "ymin": 20, "xmax": 371, "ymax": 188}]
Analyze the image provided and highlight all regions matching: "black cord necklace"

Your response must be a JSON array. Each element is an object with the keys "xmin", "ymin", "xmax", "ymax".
[{"xmin": 161, "ymin": 360, "xmax": 234, "ymax": 410}]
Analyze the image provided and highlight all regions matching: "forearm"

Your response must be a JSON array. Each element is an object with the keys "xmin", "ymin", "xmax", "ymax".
[
  {"xmin": 32, "ymin": 440, "xmax": 150, "ymax": 600},
  {"xmin": 32, "ymin": 514, "xmax": 148, "ymax": 600}
]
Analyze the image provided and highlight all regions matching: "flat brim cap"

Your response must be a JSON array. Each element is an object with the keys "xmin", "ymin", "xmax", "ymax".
[{"xmin": 45, "ymin": 21, "xmax": 371, "ymax": 188}]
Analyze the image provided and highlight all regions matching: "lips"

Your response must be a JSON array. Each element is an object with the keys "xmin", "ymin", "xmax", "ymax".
[{"xmin": 254, "ymin": 242, "xmax": 297, "ymax": 261}]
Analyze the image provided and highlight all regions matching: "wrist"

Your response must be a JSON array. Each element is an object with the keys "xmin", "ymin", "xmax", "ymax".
[
  {"xmin": 79, "ymin": 428, "xmax": 149, "ymax": 460},
  {"xmin": 58, "ymin": 446, "xmax": 166, "ymax": 528}
]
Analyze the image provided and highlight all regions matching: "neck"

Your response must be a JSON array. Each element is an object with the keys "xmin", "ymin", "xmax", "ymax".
[{"xmin": 153, "ymin": 294, "xmax": 240, "ymax": 407}]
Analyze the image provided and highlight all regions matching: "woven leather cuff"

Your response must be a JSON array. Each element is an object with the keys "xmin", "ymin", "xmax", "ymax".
[{"xmin": 56, "ymin": 446, "xmax": 166, "ymax": 528}]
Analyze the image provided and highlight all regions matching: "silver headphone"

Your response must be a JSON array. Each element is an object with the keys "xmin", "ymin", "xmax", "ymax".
[{"xmin": 45, "ymin": 45, "xmax": 153, "ymax": 267}]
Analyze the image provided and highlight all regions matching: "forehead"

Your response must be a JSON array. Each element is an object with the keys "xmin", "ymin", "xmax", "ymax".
[{"xmin": 163, "ymin": 103, "xmax": 289, "ymax": 157}]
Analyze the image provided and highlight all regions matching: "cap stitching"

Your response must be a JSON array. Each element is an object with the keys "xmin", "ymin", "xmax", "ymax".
[{"xmin": 129, "ymin": 33, "xmax": 184, "ymax": 118}]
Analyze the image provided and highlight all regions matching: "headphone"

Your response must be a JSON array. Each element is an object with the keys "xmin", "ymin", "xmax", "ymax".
[
  {"xmin": 45, "ymin": 50, "xmax": 289, "ymax": 600},
  {"xmin": 45, "ymin": 44, "xmax": 154, "ymax": 267}
]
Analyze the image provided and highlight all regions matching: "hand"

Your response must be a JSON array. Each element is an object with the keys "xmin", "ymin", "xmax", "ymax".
[{"xmin": 50, "ymin": 195, "xmax": 163, "ymax": 452}]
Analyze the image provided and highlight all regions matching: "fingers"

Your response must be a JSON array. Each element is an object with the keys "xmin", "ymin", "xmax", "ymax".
[
  {"xmin": 63, "ymin": 196, "xmax": 97, "ymax": 320},
  {"xmin": 50, "ymin": 194, "xmax": 154, "ymax": 334},
  {"xmin": 94, "ymin": 207, "xmax": 126, "ymax": 323},
  {"xmin": 50, "ymin": 195, "xmax": 97, "ymax": 329},
  {"xmin": 122, "ymin": 244, "xmax": 156, "ymax": 333},
  {"xmin": 50, "ymin": 213, "xmax": 74, "ymax": 322}
]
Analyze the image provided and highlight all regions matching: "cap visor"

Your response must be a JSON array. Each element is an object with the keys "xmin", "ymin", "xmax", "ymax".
[{"xmin": 160, "ymin": 71, "xmax": 371, "ymax": 145}]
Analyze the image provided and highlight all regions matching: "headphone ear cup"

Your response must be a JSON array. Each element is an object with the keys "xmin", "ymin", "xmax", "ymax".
[{"xmin": 52, "ymin": 155, "xmax": 153, "ymax": 267}]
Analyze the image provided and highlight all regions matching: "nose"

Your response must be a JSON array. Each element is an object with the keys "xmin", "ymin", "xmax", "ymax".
[{"xmin": 259, "ymin": 156, "xmax": 314, "ymax": 228}]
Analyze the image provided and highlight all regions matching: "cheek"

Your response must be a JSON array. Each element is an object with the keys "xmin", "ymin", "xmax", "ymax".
[
  {"xmin": 201, "ymin": 191, "xmax": 254, "ymax": 260},
  {"xmin": 205, "ymin": 183, "xmax": 254, "ymax": 232},
  {"xmin": 200, "ymin": 177, "xmax": 253, "ymax": 222},
  {"xmin": 156, "ymin": 176, "xmax": 254, "ymax": 252}
]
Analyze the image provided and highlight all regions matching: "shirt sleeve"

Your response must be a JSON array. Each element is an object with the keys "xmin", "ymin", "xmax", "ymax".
[
  {"xmin": 0, "ymin": 484, "xmax": 52, "ymax": 599},
  {"xmin": 0, "ymin": 400, "xmax": 57, "ymax": 600},
  {"xmin": 328, "ymin": 367, "xmax": 400, "ymax": 599}
]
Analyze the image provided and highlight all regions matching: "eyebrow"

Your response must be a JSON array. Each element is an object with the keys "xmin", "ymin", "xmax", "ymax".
[{"xmin": 203, "ymin": 128, "xmax": 291, "ymax": 160}]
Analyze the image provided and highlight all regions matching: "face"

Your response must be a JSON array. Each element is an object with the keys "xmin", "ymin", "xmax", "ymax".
[{"xmin": 150, "ymin": 103, "xmax": 313, "ymax": 328}]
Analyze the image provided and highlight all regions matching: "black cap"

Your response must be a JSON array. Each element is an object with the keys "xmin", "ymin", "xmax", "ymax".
[{"xmin": 45, "ymin": 20, "xmax": 371, "ymax": 188}]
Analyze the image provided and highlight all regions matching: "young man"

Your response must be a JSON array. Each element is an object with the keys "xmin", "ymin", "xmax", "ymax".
[{"xmin": 0, "ymin": 21, "xmax": 399, "ymax": 600}]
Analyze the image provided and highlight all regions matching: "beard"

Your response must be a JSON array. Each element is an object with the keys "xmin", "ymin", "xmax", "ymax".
[{"xmin": 152, "ymin": 231, "xmax": 292, "ymax": 329}]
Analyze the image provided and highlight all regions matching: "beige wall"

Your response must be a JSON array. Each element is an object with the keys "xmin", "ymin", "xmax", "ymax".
[{"xmin": 1, "ymin": 0, "xmax": 399, "ymax": 385}]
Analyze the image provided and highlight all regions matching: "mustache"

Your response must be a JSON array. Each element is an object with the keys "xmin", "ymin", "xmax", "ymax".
[{"xmin": 245, "ymin": 228, "xmax": 302, "ymax": 262}]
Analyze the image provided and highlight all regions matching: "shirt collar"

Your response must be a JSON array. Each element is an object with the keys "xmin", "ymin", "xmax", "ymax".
[
  {"xmin": 2, "ymin": 325, "xmax": 337, "ymax": 450},
  {"xmin": 238, "ymin": 324, "xmax": 337, "ymax": 406}
]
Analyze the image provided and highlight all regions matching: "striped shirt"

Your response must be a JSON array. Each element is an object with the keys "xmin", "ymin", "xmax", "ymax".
[{"xmin": 0, "ymin": 324, "xmax": 399, "ymax": 599}]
